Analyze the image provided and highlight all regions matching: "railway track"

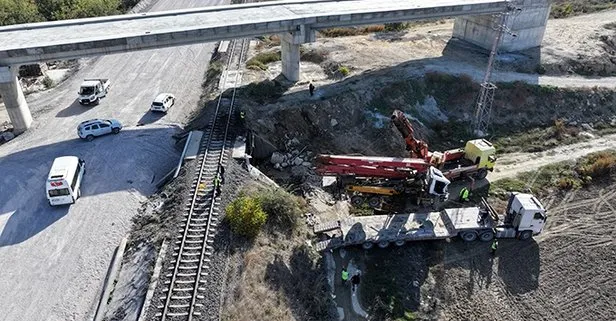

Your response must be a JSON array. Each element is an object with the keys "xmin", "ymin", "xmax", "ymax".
[{"xmin": 154, "ymin": 38, "xmax": 248, "ymax": 321}]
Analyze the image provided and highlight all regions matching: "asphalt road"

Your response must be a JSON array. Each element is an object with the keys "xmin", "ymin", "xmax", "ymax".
[{"xmin": 0, "ymin": 1, "xmax": 225, "ymax": 320}]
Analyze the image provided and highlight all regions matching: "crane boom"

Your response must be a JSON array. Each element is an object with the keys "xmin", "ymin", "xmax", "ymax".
[{"xmin": 391, "ymin": 110, "xmax": 430, "ymax": 159}]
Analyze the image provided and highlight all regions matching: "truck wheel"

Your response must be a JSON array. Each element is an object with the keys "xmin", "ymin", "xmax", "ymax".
[
  {"xmin": 368, "ymin": 197, "xmax": 381, "ymax": 208},
  {"xmin": 479, "ymin": 231, "xmax": 494, "ymax": 242},
  {"xmin": 460, "ymin": 231, "xmax": 478, "ymax": 242},
  {"xmin": 362, "ymin": 242, "xmax": 374, "ymax": 250},
  {"xmin": 86, "ymin": 135, "xmax": 94, "ymax": 142},
  {"xmin": 518, "ymin": 230, "xmax": 533, "ymax": 241},
  {"xmin": 112, "ymin": 127, "xmax": 120, "ymax": 134},
  {"xmin": 394, "ymin": 240, "xmax": 406, "ymax": 247},
  {"xmin": 377, "ymin": 240, "xmax": 390, "ymax": 248},
  {"xmin": 475, "ymin": 168, "xmax": 488, "ymax": 180},
  {"xmin": 351, "ymin": 196, "xmax": 364, "ymax": 206}
]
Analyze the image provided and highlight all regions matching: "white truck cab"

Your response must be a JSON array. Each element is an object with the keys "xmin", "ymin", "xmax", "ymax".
[
  {"xmin": 78, "ymin": 78, "xmax": 110, "ymax": 105},
  {"xmin": 505, "ymin": 193, "xmax": 548, "ymax": 236}
]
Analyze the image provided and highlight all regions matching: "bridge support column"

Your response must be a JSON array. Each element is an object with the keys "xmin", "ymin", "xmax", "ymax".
[
  {"xmin": 280, "ymin": 25, "xmax": 316, "ymax": 82},
  {"xmin": 0, "ymin": 66, "xmax": 32, "ymax": 134},
  {"xmin": 453, "ymin": 0, "xmax": 551, "ymax": 52}
]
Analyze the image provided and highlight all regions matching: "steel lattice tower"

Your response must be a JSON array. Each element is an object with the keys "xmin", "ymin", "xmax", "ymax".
[{"xmin": 471, "ymin": 3, "xmax": 519, "ymax": 136}]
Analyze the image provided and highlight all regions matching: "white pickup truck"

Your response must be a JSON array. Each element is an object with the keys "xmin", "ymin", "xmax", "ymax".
[{"xmin": 78, "ymin": 78, "xmax": 110, "ymax": 105}]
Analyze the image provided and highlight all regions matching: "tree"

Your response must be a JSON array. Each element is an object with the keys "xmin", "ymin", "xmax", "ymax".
[
  {"xmin": 0, "ymin": 0, "xmax": 42, "ymax": 26},
  {"xmin": 35, "ymin": 0, "xmax": 120, "ymax": 21}
]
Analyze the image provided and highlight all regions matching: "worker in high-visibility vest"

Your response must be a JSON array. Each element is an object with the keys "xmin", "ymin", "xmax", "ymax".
[
  {"xmin": 491, "ymin": 239, "xmax": 498, "ymax": 255},
  {"xmin": 459, "ymin": 187, "xmax": 470, "ymax": 202},
  {"xmin": 214, "ymin": 174, "xmax": 221, "ymax": 196},
  {"xmin": 341, "ymin": 267, "xmax": 349, "ymax": 284}
]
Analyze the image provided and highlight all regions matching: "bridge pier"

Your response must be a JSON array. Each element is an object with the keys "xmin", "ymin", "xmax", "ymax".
[
  {"xmin": 453, "ymin": 0, "xmax": 551, "ymax": 52},
  {"xmin": 0, "ymin": 66, "xmax": 32, "ymax": 134},
  {"xmin": 280, "ymin": 25, "xmax": 316, "ymax": 82}
]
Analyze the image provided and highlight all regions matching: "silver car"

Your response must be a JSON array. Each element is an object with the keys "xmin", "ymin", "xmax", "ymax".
[{"xmin": 77, "ymin": 119, "xmax": 122, "ymax": 141}]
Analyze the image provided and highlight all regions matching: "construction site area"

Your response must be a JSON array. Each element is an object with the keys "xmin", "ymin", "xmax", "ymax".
[
  {"xmin": 13, "ymin": 1, "xmax": 614, "ymax": 321},
  {"xmin": 104, "ymin": 4, "xmax": 616, "ymax": 321}
]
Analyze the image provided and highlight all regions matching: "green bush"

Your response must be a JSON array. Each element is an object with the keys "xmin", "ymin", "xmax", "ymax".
[
  {"xmin": 384, "ymin": 22, "xmax": 410, "ymax": 32},
  {"xmin": 338, "ymin": 66, "xmax": 350, "ymax": 77},
  {"xmin": 257, "ymin": 188, "xmax": 302, "ymax": 231},
  {"xmin": 42, "ymin": 75, "xmax": 54, "ymax": 88},
  {"xmin": 226, "ymin": 196, "xmax": 267, "ymax": 238},
  {"xmin": 0, "ymin": 0, "xmax": 42, "ymax": 25},
  {"xmin": 246, "ymin": 50, "xmax": 281, "ymax": 70}
]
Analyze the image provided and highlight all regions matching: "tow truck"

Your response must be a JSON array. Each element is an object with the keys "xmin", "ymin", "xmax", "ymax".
[
  {"xmin": 78, "ymin": 78, "xmax": 110, "ymax": 105},
  {"xmin": 313, "ymin": 192, "xmax": 547, "ymax": 251}
]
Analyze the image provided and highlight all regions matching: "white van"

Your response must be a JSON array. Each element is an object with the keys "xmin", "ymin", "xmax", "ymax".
[{"xmin": 46, "ymin": 156, "xmax": 86, "ymax": 206}]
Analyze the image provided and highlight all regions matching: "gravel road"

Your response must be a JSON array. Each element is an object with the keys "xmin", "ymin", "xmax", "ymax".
[{"xmin": 0, "ymin": 1, "xmax": 225, "ymax": 320}]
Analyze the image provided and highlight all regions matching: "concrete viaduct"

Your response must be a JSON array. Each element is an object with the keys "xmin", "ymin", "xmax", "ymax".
[{"xmin": 0, "ymin": 0, "xmax": 550, "ymax": 133}]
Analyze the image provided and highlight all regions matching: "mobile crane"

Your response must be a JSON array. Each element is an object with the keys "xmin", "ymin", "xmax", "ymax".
[
  {"xmin": 316, "ymin": 155, "xmax": 451, "ymax": 208},
  {"xmin": 391, "ymin": 109, "xmax": 497, "ymax": 180}
]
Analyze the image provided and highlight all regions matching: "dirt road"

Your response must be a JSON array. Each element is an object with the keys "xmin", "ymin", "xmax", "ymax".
[
  {"xmin": 489, "ymin": 133, "xmax": 616, "ymax": 181},
  {"xmin": 0, "ymin": 1, "xmax": 225, "ymax": 320}
]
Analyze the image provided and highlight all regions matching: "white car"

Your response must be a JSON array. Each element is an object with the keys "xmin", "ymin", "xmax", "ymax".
[
  {"xmin": 151, "ymin": 93, "xmax": 175, "ymax": 113},
  {"xmin": 77, "ymin": 119, "xmax": 123, "ymax": 141}
]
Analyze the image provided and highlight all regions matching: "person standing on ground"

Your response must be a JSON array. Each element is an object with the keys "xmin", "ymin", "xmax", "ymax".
[
  {"xmin": 459, "ymin": 186, "xmax": 470, "ymax": 202},
  {"xmin": 309, "ymin": 81, "xmax": 315, "ymax": 96},
  {"xmin": 214, "ymin": 174, "xmax": 222, "ymax": 196},
  {"xmin": 341, "ymin": 267, "xmax": 349, "ymax": 284},
  {"xmin": 239, "ymin": 110, "xmax": 245, "ymax": 127},
  {"xmin": 218, "ymin": 161, "xmax": 225, "ymax": 184},
  {"xmin": 491, "ymin": 239, "xmax": 498, "ymax": 255},
  {"xmin": 351, "ymin": 271, "xmax": 361, "ymax": 293}
]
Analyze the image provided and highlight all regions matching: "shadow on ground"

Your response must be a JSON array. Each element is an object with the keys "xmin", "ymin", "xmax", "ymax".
[
  {"xmin": 264, "ymin": 245, "xmax": 334, "ymax": 321},
  {"xmin": 55, "ymin": 99, "xmax": 93, "ymax": 118},
  {"xmin": 0, "ymin": 126, "xmax": 181, "ymax": 246}
]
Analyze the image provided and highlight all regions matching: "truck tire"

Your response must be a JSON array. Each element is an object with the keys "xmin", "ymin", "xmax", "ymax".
[
  {"xmin": 475, "ymin": 168, "xmax": 488, "ymax": 180},
  {"xmin": 479, "ymin": 231, "xmax": 494, "ymax": 242},
  {"xmin": 377, "ymin": 240, "xmax": 390, "ymax": 248},
  {"xmin": 86, "ymin": 135, "xmax": 94, "ymax": 142},
  {"xmin": 518, "ymin": 230, "xmax": 533, "ymax": 241},
  {"xmin": 394, "ymin": 240, "xmax": 406, "ymax": 247},
  {"xmin": 362, "ymin": 241, "xmax": 374, "ymax": 250},
  {"xmin": 351, "ymin": 196, "xmax": 364, "ymax": 206},
  {"xmin": 368, "ymin": 197, "xmax": 381, "ymax": 208},
  {"xmin": 460, "ymin": 231, "xmax": 478, "ymax": 242}
]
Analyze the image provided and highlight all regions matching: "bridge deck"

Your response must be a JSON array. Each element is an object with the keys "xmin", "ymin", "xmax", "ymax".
[{"xmin": 0, "ymin": 0, "xmax": 506, "ymax": 65}]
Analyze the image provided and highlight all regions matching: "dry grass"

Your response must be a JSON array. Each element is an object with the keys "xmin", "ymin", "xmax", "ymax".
[
  {"xmin": 490, "ymin": 150, "xmax": 616, "ymax": 198},
  {"xmin": 319, "ymin": 25, "xmax": 385, "ymax": 37},
  {"xmin": 550, "ymin": 0, "xmax": 616, "ymax": 18},
  {"xmin": 221, "ymin": 227, "xmax": 333, "ymax": 321},
  {"xmin": 220, "ymin": 185, "xmax": 334, "ymax": 321}
]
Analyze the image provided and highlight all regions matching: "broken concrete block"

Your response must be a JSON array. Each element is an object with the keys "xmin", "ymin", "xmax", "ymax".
[
  {"xmin": 293, "ymin": 157, "xmax": 303, "ymax": 166},
  {"xmin": 330, "ymin": 118, "xmax": 338, "ymax": 127},
  {"xmin": 270, "ymin": 152, "xmax": 285, "ymax": 164}
]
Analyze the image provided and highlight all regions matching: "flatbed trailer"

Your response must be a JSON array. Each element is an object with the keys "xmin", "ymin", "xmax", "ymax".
[{"xmin": 314, "ymin": 193, "xmax": 547, "ymax": 251}]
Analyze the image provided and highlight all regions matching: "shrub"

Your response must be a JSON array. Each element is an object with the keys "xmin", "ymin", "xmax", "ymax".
[
  {"xmin": 557, "ymin": 177, "xmax": 581, "ymax": 190},
  {"xmin": 246, "ymin": 50, "xmax": 281, "ymax": 70},
  {"xmin": 300, "ymin": 48, "xmax": 328, "ymax": 64},
  {"xmin": 257, "ymin": 188, "xmax": 302, "ymax": 232},
  {"xmin": 338, "ymin": 66, "xmax": 350, "ymax": 77},
  {"xmin": 577, "ymin": 151, "xmax": 616, "ymax": 178},
  {"xmin": 384, "ymin": 22, "xmax": 410, "ymax": 32},
  {"xmin": 226, "ymin": 196, "xmax": 267, "ymax": 238},
  {"xmin": 204, "ymin": 61, "xmax": 223, "ymax": 87},
  {"xmin": 42, "ymin": 75, "xmax": 54, "ymax": 88}
]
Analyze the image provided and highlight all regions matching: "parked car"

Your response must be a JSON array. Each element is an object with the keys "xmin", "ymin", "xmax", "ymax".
[
  {"xmin": 77, "ymin": 119, "xmax": 122, "ymax": 141},
  {"xmin": 150, "ymin": 93, "xmax": 175, "ymax": 113},
  {"xmin": 78, "ymin": 78, "xmax": 110, "ymax": 105}
]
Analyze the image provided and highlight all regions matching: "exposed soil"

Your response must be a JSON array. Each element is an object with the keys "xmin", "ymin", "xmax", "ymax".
[{"xmin": 234, "ymin": 9, "xmax": 616, "ymax": 321}]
